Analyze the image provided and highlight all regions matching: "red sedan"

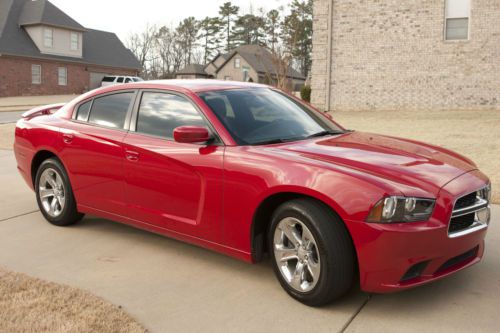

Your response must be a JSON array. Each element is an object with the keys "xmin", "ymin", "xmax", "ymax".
[{"xmin": 14, "ymin": 80, "xmax": 491, "ymax": 306}]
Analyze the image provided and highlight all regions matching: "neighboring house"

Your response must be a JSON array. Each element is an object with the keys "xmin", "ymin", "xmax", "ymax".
[
  {"xmin": 175, "ymin": 64, "xmax": 211, "ymax": 79},
  {"xmin": 177, "ymin": 45, "xmax": 306, "ymax": 91},
  {"xmin": 311, "ymin": 0, "xmax": 499, "ymax": 111},
  {"xmin": 0, "ymin": 0, "xmax": 141, "ymax": 97},
  {"xmin": 204, "ymin": 53, "xmax": 229, "ymax": 77}
]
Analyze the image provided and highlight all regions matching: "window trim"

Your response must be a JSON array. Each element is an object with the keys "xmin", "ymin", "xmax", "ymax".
[
  {"xmin": 31, "ymin": 64, "xmax": 41, "ymax": 84},
  {"xmin": 70, "ymin": 32, "xmax": 79, "ymax": 51},
  {"xmin": 58, "ymin": 67, "xmax": 67, "ymax": 86},
  {"xmin": 444, "ymin": 0, "xmax": 471, "ymax": 41},
  {"xmin": 71, "ymin": 90, "xmax": 138, "ymax": 132},
  {"xmin": 129, "ymin": 89, "xmax": 223, "ymax": 145},
  {"xmin": 234, "ymin": 58, "xmax": 241, "ymax": 68},
  {"xmin": 44, "ymin": 28, "xmax": 53, "ymax": 48}
]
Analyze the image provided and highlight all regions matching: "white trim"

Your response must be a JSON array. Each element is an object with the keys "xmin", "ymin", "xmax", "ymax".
[
  {"xmin": 70, "ymin": 32, "xmax": 79, "ymax": 51},
  {"xmin": 31, "ymin": 64, "xmax": 41, "ymax": 84},
  {"xmin": 444, "ymin": 0, "xmax": 471, "ymax": 41},
  {"xmin": 43, "ymin": 28, "xmax": 53, "ymax": 48},
  {"xmin": 58, "ymin": 67, "xmax": 67, "ymax": 86}
]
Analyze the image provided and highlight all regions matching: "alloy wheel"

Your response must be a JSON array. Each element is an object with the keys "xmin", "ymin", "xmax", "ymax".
[
  {"xmin": 38, "ymin": 168, "xmax": 66, "ymax": 217},
  {"xmin": 273, "ymin": 217, "xmax": 321, "ymax": 292}
]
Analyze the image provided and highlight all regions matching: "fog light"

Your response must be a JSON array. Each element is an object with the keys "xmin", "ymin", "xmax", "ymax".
[{"xmin": 477, "ymin": 208, "xmax": 491, "ymax": 225}]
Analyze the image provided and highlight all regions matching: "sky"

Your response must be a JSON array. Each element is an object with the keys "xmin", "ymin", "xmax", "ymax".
[{"xmin": 50, "ymin": 0, "xmax": 291, "ymax": 41}]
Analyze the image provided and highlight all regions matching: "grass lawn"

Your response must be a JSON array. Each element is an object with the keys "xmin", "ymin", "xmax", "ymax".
[
  {"xmin": 0, "ymin": 268, "xmax": 146, "ymax": 333},
  {"xmin": 331, "ymin": 109, "xmax": 500, "ymax": 203}
]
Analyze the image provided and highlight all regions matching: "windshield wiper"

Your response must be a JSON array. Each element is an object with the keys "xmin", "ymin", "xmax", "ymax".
[
  {"xmin": 252, "ymin": 137, "xmax": 302, "ymax": 146},
  {"xmin": 306, "ymin": 130, "xmax": 344, "ymax": 139}
]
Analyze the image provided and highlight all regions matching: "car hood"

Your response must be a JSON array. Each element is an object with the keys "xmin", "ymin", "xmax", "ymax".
[{"xmin": 274, "ymin": 131, "xmax": 476, "ymax": 195}]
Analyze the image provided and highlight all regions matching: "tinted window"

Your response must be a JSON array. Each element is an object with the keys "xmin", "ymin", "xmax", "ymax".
[
  {"xmin": 102, "ymin": 76, "xmax": 115, "ymax": 82},
  {"xmin": 76, "ymin": 100, "xmax": 91, "ymax": 121},
  {"xmin": 117, "ymin": 77, "xmax": 124, "ymax": 83},
  {"xmin": 199, "ymin": 89, "xmax": 344, "ymax": 145},
  {"xmin": 136, "ymin": 92, "xmax": 206, "ymax": 139},
  {"xmin": 88, "ymin": 92, "xmax": 134, "ymax": 129},
  {"xmin": 125, "ymin": 78, "xmax": 132, "ymax": 83}
]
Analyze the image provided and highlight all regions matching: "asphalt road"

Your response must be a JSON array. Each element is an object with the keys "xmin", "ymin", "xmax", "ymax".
[
  {"xmin": 0, "ymin": 111, "xmax": 23, "ymax": 124},
  {"xmin": 0, "ymin": 149, "xmax": 498, "ymax": 332}
]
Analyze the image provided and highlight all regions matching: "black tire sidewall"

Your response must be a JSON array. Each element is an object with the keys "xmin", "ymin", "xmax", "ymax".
[{"xmin": 268, "ymin": 199, "xmax": 354, "ymax": 306}]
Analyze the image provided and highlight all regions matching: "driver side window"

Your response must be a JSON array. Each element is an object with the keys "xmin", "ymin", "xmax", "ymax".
[{"xmin": 136, "ymin": 92, "xmax": 207, "ymax": 140}]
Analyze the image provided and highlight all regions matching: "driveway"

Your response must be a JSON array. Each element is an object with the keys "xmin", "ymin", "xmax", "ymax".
[
  {"xmin": 0, "ymin": 111, "xmax": 23, "ymax": 124},
  {"xmin": 0, "ymin": 149, "xmax": 498, "ymax": 332}
]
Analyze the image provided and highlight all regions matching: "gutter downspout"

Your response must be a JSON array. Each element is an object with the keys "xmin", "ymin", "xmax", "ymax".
[{"xmin": 325, "ymin": 0, "xmax": 333, "ymax": 112}]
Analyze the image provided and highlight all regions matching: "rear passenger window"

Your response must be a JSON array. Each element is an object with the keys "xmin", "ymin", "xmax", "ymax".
[
  {"xmin": 88, "ymin": 92, "xmax": 134, "ymax": 129},
  {"xmin": 76, "ymin": 100, "xmax": 91, "ymax": 121},
  {"xmin": 136, "ymin": 92, "xmax": 206, "ymax": 139},
  {"xmin": 117, "ymin": 77, "xmax": 124, "ymax": 83}
]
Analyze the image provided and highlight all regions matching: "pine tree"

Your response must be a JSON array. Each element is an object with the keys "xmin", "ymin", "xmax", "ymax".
[{"xmin": 218, "ymin": 2, "xmax": 239, "ymax": 53}]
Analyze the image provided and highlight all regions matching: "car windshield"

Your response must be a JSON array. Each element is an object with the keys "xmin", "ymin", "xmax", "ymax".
[{"xmin": 198, "ymin": 88, "xmax": 344, "ymax": 145}]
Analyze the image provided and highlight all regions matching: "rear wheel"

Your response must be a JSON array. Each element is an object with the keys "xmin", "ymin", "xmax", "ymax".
[
  {"xmin": 35, "ymin": 158, "xmax": 84, "ymax": 226},
  {"xmin": 268, "ymin": 198, "xmax": 355, "ymax": 306}
]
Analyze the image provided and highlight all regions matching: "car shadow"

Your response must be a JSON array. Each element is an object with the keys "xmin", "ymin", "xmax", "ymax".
[{"xmin": 71, "ymin": 215, "xmax": 493, "ymax": 315}]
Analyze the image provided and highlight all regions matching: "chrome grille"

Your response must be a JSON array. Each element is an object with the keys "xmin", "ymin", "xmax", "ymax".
[{"xmin": 448, "ymin": 185, "xmax": 491, "ymax": 238}]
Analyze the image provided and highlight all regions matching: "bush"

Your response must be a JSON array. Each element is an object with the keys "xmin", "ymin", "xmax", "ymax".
[{"xmin": 300, "ymin": 85, "xmax": 311, "ymax": 102}]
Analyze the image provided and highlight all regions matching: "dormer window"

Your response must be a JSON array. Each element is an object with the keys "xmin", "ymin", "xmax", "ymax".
[
  {"xmin": 70, "ymin": 32, "xmax": 79, "ymax": 51},
  {"xmin": 44, "ymin": 28, "xmax": 53, "ymax": 48}
]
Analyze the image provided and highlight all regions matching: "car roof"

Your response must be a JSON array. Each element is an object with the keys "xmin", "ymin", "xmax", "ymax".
[{"xmin": 126, "ymin": 79, "xmax": 268, "ymax": 93}]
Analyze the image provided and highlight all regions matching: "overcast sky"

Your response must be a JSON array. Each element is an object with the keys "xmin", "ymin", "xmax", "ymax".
[{"xmin": 50, "ymin": 0, "xmax": 290, "ymax": 41}]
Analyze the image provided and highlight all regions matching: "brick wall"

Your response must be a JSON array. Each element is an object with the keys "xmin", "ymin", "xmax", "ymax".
[
  {"xmin": 311, "ymin": 0, "xmax": 500, "ymax": 111},
  {"xmin": 0, "ymin": 56, "xmax": 138, "ymax": 97}
]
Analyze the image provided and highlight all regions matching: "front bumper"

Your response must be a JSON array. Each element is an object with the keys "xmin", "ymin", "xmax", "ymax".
[{"xmin": 348, "ymin": 170, "xmax": 490, "ymax": 293}]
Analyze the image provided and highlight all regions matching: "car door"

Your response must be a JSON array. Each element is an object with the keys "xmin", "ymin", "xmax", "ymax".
[
  {"xmin": 122, "ymin": 90, "xmax": 224, "ymax": 242},
  {"xmin": 59, "ymin": 90, "xmax": 137, "ymax": 216}
]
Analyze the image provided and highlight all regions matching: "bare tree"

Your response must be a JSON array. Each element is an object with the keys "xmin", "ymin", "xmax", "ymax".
[{"xmin": 126, "ymin": 24, "xmax": 158, "ymax": 76}]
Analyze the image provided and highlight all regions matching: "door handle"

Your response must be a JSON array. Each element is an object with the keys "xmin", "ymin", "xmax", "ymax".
[
  {"xmin": 125, "ymin": 150, "xmax": 139, "ymax": 162},
  {"xmin": 62, "ymin": 133, "xmax": 74, "ymax": 144}
]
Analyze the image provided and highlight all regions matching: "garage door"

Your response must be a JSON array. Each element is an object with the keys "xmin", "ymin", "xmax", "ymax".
[{"xmin": 89, "ymin": 72, "xmax": 108, "ymax": 90}]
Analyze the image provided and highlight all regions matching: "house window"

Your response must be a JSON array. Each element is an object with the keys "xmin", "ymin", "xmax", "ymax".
[
  {"xmin": 44, "ymin": 28, "xmax": 53, "ymax": 47},
  {"xmin": 70, "ymin": 32, "xmax": 79, "ymax": 51},
  {"xmin": 58, "ymin": 67, "xmax": 67, "ymax": 86},
  {"xmin": 445, "ymin": 0, "xmax": 470, "ymax": 40},
  {"xmin": 234, "ymin": 58, "xmax": 240, "ymax": 68},
  {"xmin": 32, "ymin": 65, "xmax": 41, "ymax": 84}
]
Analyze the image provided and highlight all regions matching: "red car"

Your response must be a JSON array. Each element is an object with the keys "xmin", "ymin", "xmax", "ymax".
[{"xmin": 14, "ymin": 80, "xmax": 491, "ymax": 306}]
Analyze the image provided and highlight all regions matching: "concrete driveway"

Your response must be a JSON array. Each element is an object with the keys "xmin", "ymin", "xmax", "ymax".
[
  {"xmin": 0, "ymin": 149, "xmax": 498, "ymax": 332},
  {"xmin": 0, "ymin": 111, "xmax": 23, "ymax": 124}
]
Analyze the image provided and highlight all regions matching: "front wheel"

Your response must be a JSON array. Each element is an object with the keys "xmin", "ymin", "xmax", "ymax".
[
  {"xmin": 268, "ymin": 198, "xmax": 355, "ymax": 306},
  {"xmin": 35, "ymin": 158, "xmax": 84, "ymax": 226}
]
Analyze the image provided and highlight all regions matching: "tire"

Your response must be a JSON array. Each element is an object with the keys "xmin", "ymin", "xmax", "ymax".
[
  {"xmin": 268, "ymin": 198, "xmax": 354, "ymax": 306},
  {"xmin": 35, "ymin": 158, "xmax": 84, "ymax": 226}
]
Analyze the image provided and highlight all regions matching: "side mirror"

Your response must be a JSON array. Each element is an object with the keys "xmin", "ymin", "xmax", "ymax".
[{"xmin": 173, "ymin": 126, "xmax": 211, "ymax": 144}]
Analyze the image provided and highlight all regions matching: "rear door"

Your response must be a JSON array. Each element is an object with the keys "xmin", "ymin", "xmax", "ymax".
[
  {"xmin": 59, "ymin": 90, "xmax": 137, "ymax": 216},
  {"xmin": 122, "ymin": 90, "xmax": 224, "ymax": 242}
]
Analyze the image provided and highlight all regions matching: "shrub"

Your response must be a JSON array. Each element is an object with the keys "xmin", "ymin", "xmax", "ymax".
[{"xmin": 300, "ymin": 85, "xmax": 311, "ymax": 102}]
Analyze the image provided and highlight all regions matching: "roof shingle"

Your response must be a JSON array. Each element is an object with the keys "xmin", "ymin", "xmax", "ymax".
[{"xmin": 0, "ymin": 0, "xmax": 140, "ymax": 70}]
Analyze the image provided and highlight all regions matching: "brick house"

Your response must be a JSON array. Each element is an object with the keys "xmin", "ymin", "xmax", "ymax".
[
  {"xmin": 0, "ymin": 0, "xmax": 141, "ymax": 97},
  {"xmin": 177, "ymin": 45, "xmax": 306, "ymax": 91},
  {"xmin": 311, "ymin": 0, "xmax": 499, "ymax": 111}
]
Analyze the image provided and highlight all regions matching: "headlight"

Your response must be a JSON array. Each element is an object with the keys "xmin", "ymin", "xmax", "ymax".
[{"xmin": 366, "ymin": 196, "xmax": 435, "ymax": 223}]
